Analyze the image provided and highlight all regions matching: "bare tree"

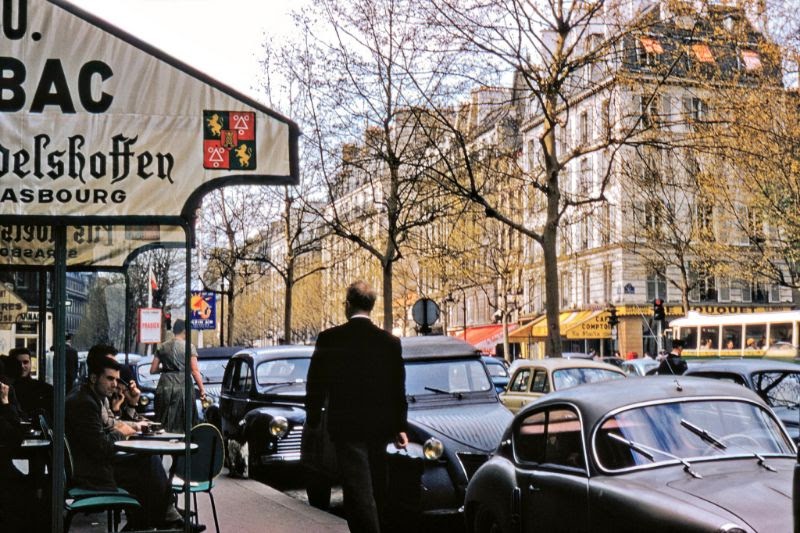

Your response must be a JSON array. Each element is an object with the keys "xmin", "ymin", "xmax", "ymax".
[
  {"xmin": 199, "ymin": 187, "xmax": 272, "ymax": 345},
  {"xmin": 269, "ymin": 0, "xmax": 463, "ymax": 331}
]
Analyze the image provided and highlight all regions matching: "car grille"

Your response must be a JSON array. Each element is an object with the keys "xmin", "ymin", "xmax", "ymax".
[
  {"xmin": 457, "ymin": 452, "xmax": 490, "ymax": 480},
  {"xmin": 275, "ymin": 426, "xmax": 304, "ymax": 461}
]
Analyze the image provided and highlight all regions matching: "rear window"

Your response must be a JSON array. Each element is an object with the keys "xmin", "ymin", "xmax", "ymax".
[
  {"xmin": 256, "ymin": 358, "xmax": 310, "ymax": 385},
  {"xmin": 552, "ymin": 367, "xmax": 624, "ymax": 390}
]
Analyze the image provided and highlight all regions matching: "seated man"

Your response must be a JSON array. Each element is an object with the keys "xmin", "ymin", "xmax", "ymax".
[
  {"xmin": 8, "ymin": 348, "xmax": 53, "ymax": 420},
  {"xmin": 66, "ymin": 345, "xmax": 194, "ymax": 531}
]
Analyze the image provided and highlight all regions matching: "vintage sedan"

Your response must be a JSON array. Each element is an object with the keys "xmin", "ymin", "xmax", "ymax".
[
  {"xmin": 302, "ymin": 335, "xmax": 513, "ymax": 518},
  {"xmin": 685, "ymin": 358, "xmax": 800, "ymax": 443},
  {"xmin": 483, "ymin": 356, "xmax": 511, "ymax": 393},
  {"xmin": 465, "ymin": 376, "xmax": 796, "ymax": 533},
  {"xmin": 500, "ymin": 358, "xmax": 625, "ymax": 414},
  {"xmin": 620, "ymin": 357, "xmax": 659, "ymax": 377},
  {"xmin": 217, "ymin": 345, "xmax": 313, "ymax": 478}
]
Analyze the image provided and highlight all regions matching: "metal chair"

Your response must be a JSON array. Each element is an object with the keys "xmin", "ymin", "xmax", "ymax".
[
  {"xmin": 171, "ymin": 423, "xmax": 224, "ymax": 533},
  {"xmin": 40, "ymin": 426, "xmax": 141, "ymax": 533}
]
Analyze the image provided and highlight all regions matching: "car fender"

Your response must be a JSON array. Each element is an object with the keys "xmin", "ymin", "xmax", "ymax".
[
  {"xmin": 465, "ymin": 455, "xmax": 519, "ymax": 533},
  {"xmin": 240, "ymin": 405, "xmax": 306, "ymax": 442}
]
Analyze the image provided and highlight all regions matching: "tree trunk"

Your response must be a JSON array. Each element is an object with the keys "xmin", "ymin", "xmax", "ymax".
[
  {"xmin": 382, "ymin": 260, "xmax": 393, "ymax": 332},
  {"xmin": 542, "ymin": 228, "xmax": 562, "ymax": 358},
  {"xmin": 226, "ymin": 272, "xmax": 236, "ymax": 346},
  {"xmin": 283, "ymin": 265, "xmax": 294, "ymax": 343}
]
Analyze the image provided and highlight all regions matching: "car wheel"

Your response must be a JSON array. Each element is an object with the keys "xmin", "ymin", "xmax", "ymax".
[
  {"xmin": 475, "ymin": 506, "xmax": 505, "ymax": 533},
  {"xmin": 306, "ymin": 477, "xmax": 331, "ymax": 510},
  {"xmin": 226, "ymin": 438, "xmax": 249, "ymax": 478}
]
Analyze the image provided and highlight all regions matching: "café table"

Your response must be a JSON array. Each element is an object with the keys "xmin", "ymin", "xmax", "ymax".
[
  {"xmin": 114, "ymin": 439, "xmax": 197, "ymax": 456},
  {"xmin": 135, "ymin": 431, "xmax": 186, "ymax": 441}
]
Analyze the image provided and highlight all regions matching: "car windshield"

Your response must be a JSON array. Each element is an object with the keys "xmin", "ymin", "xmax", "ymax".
[
  {"xmin": 485, "ymin": 361, "xmax": 509, "ymax": 378},
  {"xmin": 552, "ymin": 368, "xmax": 624, "ymax": 390},
  {"xmin": 256, "ymin": 358, "xmax": 310, "ymax": 385},
  {"xmin": 752, "ymin": 371, "xmax": 800, "ymax": 408},
  {"xmin": 405, "ymin": 359, "xmax": 492, "ymax": 396},
  {"xmin": 136, "ymin": 362, "xmax": 158, "ymax": 389},
  {"xmin": 595, "ymin": 399, "xmax": 794, "ymax": 471},
  {"xmin": 198, "ymin": 359, "xmax": 228, "ymax": 384}
]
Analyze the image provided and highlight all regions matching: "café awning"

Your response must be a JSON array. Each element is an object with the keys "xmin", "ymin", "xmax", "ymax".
[
  {"xmin": 509, "ymin": 310, "xmax": 610, "ymax": 340},
  {"xmin": 454, "ymin": 324, "xmax": 515, "ymax": 354}
]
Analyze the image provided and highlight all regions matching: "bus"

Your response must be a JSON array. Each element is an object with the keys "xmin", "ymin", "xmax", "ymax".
[{"xmin": 668, "ymin": 310, "xmax": 800, "ymax": 358}]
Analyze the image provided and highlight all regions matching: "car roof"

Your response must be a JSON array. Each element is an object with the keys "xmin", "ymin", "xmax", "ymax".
[
  {"xmin": 232, "ymin": 345, "xmax": 315, "ymax": 363},
  {"xmin": 686, "ymin": 358, "xmax": 800, "ymax": 374},
  {"xmin": 622, "ymin": 358, "xmax": 658, "ymax": 367},
  {"xmin": 523, "ymin": 375, "xmax": 767, "ymax": 423},
  {"xmin": 509, "ymin": 357, "xmax": 625, "ymax": 373},
  {"xmin": 196, "ymin": 346, "xmax": 245, "ymax": 359},
  {"xmin": 400, "ymin": 335, "xmax": 480, "ymax": 360}
]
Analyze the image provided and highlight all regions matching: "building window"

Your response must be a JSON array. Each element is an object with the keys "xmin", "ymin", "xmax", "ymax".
[
  {"xmin": 639, "ymin": 95, "xmax": 659, "ymax": 129},
  {"xmin": 718, "ymin": 277, "xmax": 731, "ymax": 302},
  {"xmin": 582, "ymin": 267, "xmax": 591, "ymax": 305},
  {"xmin": 689, "ymin": 265, "xmax": 717, "ymax": 302},
  {"xmin": 741, "ymin": 50, "xmax": 762, "ymax": 71},
  {"xmin": 560, "ymin": 273, "xmax": 572, "ymax": 308},
  {"xmin": 646, "ymin": 268, "xmax": 667, "ymax": 301},
  {"xmin": 579, "ymin": 111, "xmax": 589, "ymax": 145},
  {"xmin": 682, "ymin": 97, "xmax": 708, "ymax": 123},
  {"xmin": 694, "ymin": 197, "xmax": 714, "ymax": 239},
  {"xmin": 637, "ymin": 36, "xmax": 663, "ymax": 66}
]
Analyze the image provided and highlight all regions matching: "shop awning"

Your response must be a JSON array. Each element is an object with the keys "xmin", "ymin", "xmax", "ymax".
[
  {"xmin": 509, "ymin": 310, "xmax": 611, "ymax": 340},
  {"xmin": 452, "ymin": 324, "xmax": 515, "ymax": 353}
]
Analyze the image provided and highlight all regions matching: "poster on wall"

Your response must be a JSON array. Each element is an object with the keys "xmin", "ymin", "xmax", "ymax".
[
  {"xmin": 139, "ymin": 307, "xmax": 162, "ymax": 344},
  {"xmin": 190, "ymin": 291, "xmax": 216, "ymax": 330}
]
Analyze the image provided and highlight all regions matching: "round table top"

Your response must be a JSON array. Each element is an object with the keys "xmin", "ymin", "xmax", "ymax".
[
  {"xmin": 114, "ymin": 439, "xmax": 197, "ymax": 455},
  {"xmin": 20, "ymin": 439, "xmax": 50, "ymax": 448},
  {"xmin": 136, "ymin": 431, "xmax": 185, "ymax": 441}
]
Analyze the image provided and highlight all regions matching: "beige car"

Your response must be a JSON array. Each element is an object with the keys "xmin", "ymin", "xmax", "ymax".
[{"xmin": 500, "ymin": 358, "xmax": 626, "ymax": 413}]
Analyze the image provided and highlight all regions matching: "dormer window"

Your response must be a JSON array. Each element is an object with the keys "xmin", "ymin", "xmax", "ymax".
[
  {"xmin": 691, "ymin": 43, "xmax": 715, "ymax": 63},
  {"xmin": 638, "ymin": 37, "xmax": 663, "ymax": 66},
  {"xmin": 741, "ymin": 50, "xmax": 762, "ymax": 71}
]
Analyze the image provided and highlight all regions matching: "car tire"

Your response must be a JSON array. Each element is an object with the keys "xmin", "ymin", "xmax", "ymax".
[
  {"xmin": 475, "ymin": 506, "xmax": 505, "ymax": 533},
  {"xmin": 306, "ymin": 477, "xmax": 331, "ymax": 510},
  {"xmin": 226, "ymin": 438, "xmax": 249, "ymax": 478}
]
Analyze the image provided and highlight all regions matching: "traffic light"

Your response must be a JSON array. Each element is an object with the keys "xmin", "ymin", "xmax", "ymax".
[
  {"xmin": 608, "ymin": 305, "xmax": 619, "ymax": 328},
  {"xmin": 164, "ymin": 311, "xmax": 172, "ymax": 331},
  {"xmin": 653, "ymin": 298, "xmax": 666, "ymax": 322}
]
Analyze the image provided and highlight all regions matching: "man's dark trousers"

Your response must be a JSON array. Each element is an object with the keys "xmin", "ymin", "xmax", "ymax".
[{"xmin": 335, "ymin": 439, "xmax": 388, "ymax": 533}]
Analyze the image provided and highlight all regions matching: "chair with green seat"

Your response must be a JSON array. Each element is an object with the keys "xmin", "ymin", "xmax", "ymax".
[
  {"xmin": 171, "ymin": 423, "xmax": 224, "ymax": 533},
  {"xmin": 59, "ymin": 432, "xmax": 141, "ymax": 532}
]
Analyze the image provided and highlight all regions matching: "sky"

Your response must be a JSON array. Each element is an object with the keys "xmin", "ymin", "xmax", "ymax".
[{"xmin": 69, "ymin": 0, "xmax": 301, "ymax": 101}]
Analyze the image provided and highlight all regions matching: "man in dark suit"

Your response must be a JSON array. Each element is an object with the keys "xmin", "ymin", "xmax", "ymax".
[
  {"xmin": 657, "ymin": 338, "xmax": 688, "ymax": 375},
  {"xmin": 306, "ymin": 280, "xmax": 408, "ymax": 533}
]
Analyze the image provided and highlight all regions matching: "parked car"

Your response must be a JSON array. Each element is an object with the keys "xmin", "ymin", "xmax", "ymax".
[
  {"xmin": 500, "ymin": 358, "xmax": 625, "ymax": 414},
  {"xmin": 621, "ymin": 357, "xmax": 659, "ymax": 377},
  {"xmin": 482, "ymin": 355, "xmax": 510, "ymax": 393},
  {"xmin": 216, "ymin": 345, "xmax": 313, "ymax": 478},
  {"xmin": 685, "ymin": 358, "xmax": 800, "ymax": 443},
  {"xmin": 302, "ymin": 335, "xmax": 513, "ymax": 519},
  {"xmin": 465, "ymin": 376, "xmax": 796, "ymax": 533}
]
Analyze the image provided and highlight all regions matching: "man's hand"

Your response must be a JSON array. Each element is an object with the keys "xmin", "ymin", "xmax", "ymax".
[
  {"xmin": 394, "ymin": 431, "xmax": 408, "ymax": 449},
  {"xmin": 0, "ymin": 382, "xmax": 8, "ymax": 405},
  {"xmin": 110, "ymin": 392, "xmax": 125, "ymax": 413},
  {"xmin": 115, "ymin": 421, "xmax": 137, "ymax": 438},
  {"xmin": 122, "ymin": 380, "xmax": 141, "ymax": 407}
]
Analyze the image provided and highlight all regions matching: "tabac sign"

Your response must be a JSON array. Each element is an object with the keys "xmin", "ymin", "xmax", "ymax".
[{"xmin": 0, "ymin": 0, "xmax": 299, "ymax": 220}]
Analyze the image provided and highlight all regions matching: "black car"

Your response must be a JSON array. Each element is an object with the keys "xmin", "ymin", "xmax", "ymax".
[
  {"xmin": 685, "ymin": 358, "xmax": 800, "ymax": 443},
  {"xmin": 302, "ymin": 335, "xmax": 513, "ymax": 520},
  {"xmin": 465, "ymin": 376, "xmax": 796, "ymax": 533},
  {"xmin": 216, "ymin": 345, "xmax": 313, "ymax": 478},
  {"xmin": 482, "ymin": 355, "xmax": 510, "ymax": 393}
]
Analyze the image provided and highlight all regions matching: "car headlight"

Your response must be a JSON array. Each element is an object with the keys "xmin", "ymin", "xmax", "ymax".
[
  {"xmin": 718, "ymin": 526, "xmax": 747, "ymax": 533},
  {"xmin": 423, "ymin": 437, "xmax": 444, "ymax": 460},
  {"xmin": 139, "ymin": 395, "xmax": 150, "ymax": 406},
  {"xmin": 269, "ymin": 416, "xmax": 289, "ymax": 438}
]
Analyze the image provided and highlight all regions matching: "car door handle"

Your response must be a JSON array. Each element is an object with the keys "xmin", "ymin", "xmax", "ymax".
[{"xmin": 528, "ymin": 483, "xmax": 540, "ymax": 492}]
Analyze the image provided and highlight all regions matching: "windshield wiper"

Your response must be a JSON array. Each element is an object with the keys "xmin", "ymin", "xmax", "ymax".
[
  {"xmin": 680, "ymin": 419, "xmax": 727, "ymax": 450},
  {"xmin": 608, "ymin": 432, "xmax": 702, "ymax": 479},
  {"xmin": 424, "ymin": 386, "xmax": 463, "ymax": 400}
]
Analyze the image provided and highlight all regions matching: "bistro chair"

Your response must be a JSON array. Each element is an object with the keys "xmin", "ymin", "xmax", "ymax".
[
  {"xmin": 48, "ymin": 430, "xmax": 141, "ymax": 533},
  {"xmin": 171, "ymin": 423, "xmax": 224, "ymax": 533}
]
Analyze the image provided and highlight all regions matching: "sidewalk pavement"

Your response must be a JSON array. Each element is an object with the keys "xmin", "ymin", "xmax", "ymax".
[{"xmin": 70, "ymin": 473, "xmax": 349, "ymax": 533}]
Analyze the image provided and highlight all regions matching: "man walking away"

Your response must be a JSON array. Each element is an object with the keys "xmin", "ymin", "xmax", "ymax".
[
  {"xmin": 306, "ymin": 281, "xmax": 408, "ymax": 533},
  {"xmin": 657, "ymin": 339, "xmax": 688, "ymax": 375}
]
